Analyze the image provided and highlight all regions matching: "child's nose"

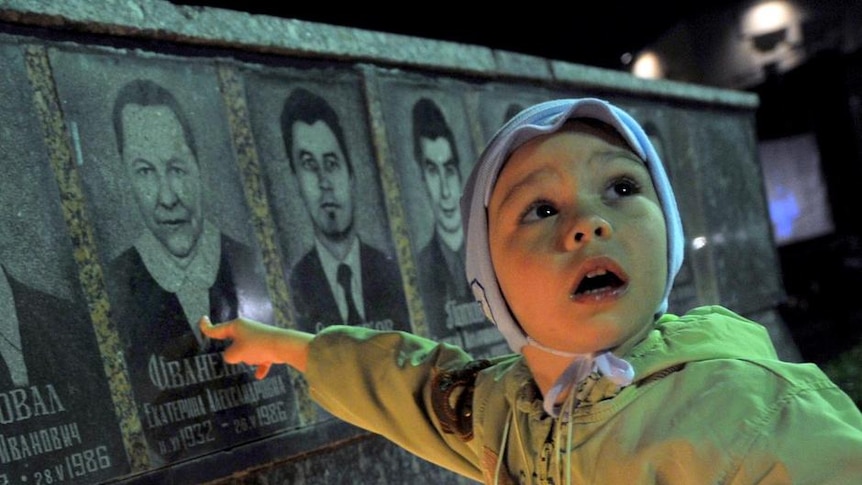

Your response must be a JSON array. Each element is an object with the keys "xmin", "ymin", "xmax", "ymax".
[{"xmin": 563, "ymin": 214, "xmax": 613, "ymax": 250}]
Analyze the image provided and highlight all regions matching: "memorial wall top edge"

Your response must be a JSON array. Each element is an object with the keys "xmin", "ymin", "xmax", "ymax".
[{"xmin": 0, "ymin": 0, "xmax": 758, "ymax": 109}]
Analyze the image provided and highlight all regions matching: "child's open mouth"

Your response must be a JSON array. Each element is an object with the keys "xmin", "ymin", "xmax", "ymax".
[{"xmin": 570, "ymin": 259, "xmax": 628, "ymax": 302}]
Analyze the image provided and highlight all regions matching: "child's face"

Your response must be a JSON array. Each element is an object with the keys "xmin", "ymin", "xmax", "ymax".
[{"xmin": 487, "ymin": 121, "xmax": 668, "ymax": 354}]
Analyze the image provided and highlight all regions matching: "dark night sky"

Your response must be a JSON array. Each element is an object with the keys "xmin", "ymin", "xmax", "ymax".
[{"xmin": 169, "ymin": 1, "xmax": 737, "ymax": 71}]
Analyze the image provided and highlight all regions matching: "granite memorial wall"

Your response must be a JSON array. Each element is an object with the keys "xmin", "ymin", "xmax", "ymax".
[{"xmin": 0, "ymin": 2, "xmax": 790, "ymax": 483}]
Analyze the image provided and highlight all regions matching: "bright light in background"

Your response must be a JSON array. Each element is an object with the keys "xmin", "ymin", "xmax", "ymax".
[
  {"xmin": 743, "ymin": 1, "xmax": 794, "ymax": 35},
  {"xmin": 736, "ymin": 0, "xmax": 805, "ymax": 81},
  {"xmin": 692, "ymin": 236, "xmax": 707, "ymax": 250},
  {"xmin": 632, "ymin": 50, "xmax": 665, "ymax": 79}
]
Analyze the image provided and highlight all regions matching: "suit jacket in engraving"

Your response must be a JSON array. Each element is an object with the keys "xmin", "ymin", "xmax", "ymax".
[{"xmin": 288, "ymin": 242, "xmax": 410, "ymax": 333}]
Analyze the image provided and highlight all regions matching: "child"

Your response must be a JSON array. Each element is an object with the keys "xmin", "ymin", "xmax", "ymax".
[{"xmin": 201, "ymin": 98, "xmax": 862, "ymax": 484}]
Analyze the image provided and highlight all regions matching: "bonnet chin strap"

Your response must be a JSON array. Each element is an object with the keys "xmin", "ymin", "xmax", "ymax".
[{"xmin": 534, "ymin": 341, "xmax": 635, "ymax": 417}]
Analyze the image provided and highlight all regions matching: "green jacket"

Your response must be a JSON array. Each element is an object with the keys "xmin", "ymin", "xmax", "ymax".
[{"xmin": 306, "ymin": 306, "xmax": 862, "ymax": 484}]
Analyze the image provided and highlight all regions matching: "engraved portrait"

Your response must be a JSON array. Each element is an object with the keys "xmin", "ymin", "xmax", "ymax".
[
  {"xmin": 244, "ymin": 69, "xmax": 409, "ymax": 334},
  {"xmin": 639, "ymin": 114, "xmax": 698, "ymax": 313},
  {"xmin": 409, "ymin": 97, "xmax": 472, "ymax": 339},
  {"xmin": 48, "ymin": 50, "xmax": 297, "ymax": 465},
  {"xmin": 476, "ymin": 85, "xmax": 553, "ymax": 145},
  {"xmin": 0, "ymin": 42, "xmax": 129, "ymax": 482},
  {"xmin": 379, "ymin": 78, "xmax": 506, "ymax": 358}
]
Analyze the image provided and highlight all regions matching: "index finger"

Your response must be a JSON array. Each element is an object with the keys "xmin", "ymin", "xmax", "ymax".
[{"xmin": 199, "ymin": 316, "xmax": 235, "ymax": 340}]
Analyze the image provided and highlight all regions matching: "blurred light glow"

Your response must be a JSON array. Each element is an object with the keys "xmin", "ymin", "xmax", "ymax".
[
  {"xmin": 692, "ymin": 236, "xmax": 707, "ymax": 250},
  {"xmin": 742, "ymin": 1, "xmax": 794, "ymax": 35},
  {"xmin": 632, "ymin": 51, "xmax": 664, "ymax": 79}
]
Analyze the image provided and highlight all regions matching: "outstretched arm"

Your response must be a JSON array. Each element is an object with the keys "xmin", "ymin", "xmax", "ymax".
[{"xmin": 199, "ymin": 315, "xmax": 312, "ymax": 379}]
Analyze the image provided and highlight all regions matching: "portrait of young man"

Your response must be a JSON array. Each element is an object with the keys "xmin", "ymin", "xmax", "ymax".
[
  {"xmin": 278, "ymin": 87, "xmax": 410, "ymax": 333},
  {"xmin": 410, "ymin": 98, "xmax": 473, "ymax": 339},
  {"xmin": 373, "ymin": 87, "xmax": 508, "ymax": 357}
]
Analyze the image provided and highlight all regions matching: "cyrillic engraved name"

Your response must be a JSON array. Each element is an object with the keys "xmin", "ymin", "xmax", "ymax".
[
  {"xmin": 0, "ymin": 422, "xmax": 81, "ymax": 463},
  {"xmin": 0, "ymin": 385, "xmax": 65, "ymax": 424},
  {"xmin": 206, "ymin": 375, "xmax": 287, "ymax": 413},
  {"xmin": 143, "ymin": 395, "xmax": 208, "ymax": 428},
  {"xmin": 445, "ymin": 300, "xmax": 485, "ymax": 329},
  {"xmin": 148, "ymin": 352, "xmax": 251, "ymax": 390}
]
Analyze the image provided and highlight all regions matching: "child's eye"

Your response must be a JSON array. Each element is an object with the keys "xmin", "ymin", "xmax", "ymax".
[
  {"xmin": 608, "ymin": 176, "xmax": 642, "ymax": 198},
  {"xmin": 521, "ymin": 201, "xmax": 558, "ymax": 223}
]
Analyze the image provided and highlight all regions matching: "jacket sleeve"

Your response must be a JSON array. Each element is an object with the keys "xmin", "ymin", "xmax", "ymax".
[
  {"xmin": 304, "ymin": 325, "xmax": 486, "ymax": 482},
  {"xmin": 729, "ymin": 371, "xmax": 862, "ymax": 484}
]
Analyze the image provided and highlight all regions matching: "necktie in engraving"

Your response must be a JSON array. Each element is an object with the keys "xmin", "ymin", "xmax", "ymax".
[{"xmin": 337, "ymin": 263, "xmax": 362, "ymax": 325}]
